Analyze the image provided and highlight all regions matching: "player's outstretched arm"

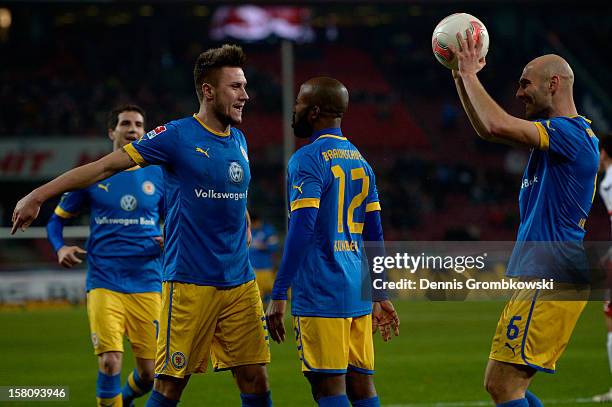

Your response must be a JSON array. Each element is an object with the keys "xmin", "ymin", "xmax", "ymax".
[
  {"xmin": 453, "ymin": 70, "xmax": 504, "ymax": 144},
  {"xmin": 451, "ymin": 30, "xmax": 541, "ymax": 149},
  {"xmin": 12, "ymin": 148, "xmax": 137, "ymax": 234}
]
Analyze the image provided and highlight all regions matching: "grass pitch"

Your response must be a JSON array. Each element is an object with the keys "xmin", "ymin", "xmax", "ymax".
[{"xmin": 0, "ymin": 300, "xmax": 607, "ymax": 406}]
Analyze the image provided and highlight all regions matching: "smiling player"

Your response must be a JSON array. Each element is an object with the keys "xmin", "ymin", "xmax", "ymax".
[
  {"xmin": 13, "ymin": 44, "xmax": 271, "ymax": 407},
  {"xmin": 450, "ymin": 31, "xmax": 598, "ymax": 407}
]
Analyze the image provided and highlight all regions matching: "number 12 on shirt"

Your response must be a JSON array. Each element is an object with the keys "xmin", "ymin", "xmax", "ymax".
[{"xmin": 331, "ymin": 165, "xmax": 369, "ymax": 234}]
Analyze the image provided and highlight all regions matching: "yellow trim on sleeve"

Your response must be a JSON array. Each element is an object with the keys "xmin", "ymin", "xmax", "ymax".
[
  {"xmin": 365, "ymin": 201, "xmax": 381, "ymax": 212},
  {"xmin": 54, "ymin": 206, "xmax": 76, "ymax": 219},
  {"xmin": 193, "ymin": 114, "xmax": 230, "ymax": 137},
  {"xmin": 290, "ymin": 198, "xmax": 320, "ymax": 212},
  {"xmin": 123, "ymin": 144, "xmax": 147, "ymax": 166},
  {"xmin": 534, "ymin": 122, "xmax": 550, "ymax": 150}
]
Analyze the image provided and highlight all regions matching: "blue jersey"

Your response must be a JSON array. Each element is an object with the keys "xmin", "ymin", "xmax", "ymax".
[
  {"xmin": 54, "ymin": 166, "xmax": 164, "ymax": 292},
  {"xmin": 249, "ymin": 223, "xmax": 279, "ymax": 270},
  {"xmin": 507, "ymin": 116, "xmax": 598, "ymax": 281},
  {"xmin": 124, "ymin": 115, "xmax": 254, "ymax": 287},
  {"xmin": 286, "ymin": 128, "xmax": 381, "ymax": 317}
]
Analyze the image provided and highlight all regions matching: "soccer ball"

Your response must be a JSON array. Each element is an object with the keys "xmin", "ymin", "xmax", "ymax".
[{"xmin": 432, "ymin": 13, "xmax": 489, "ymax": 70}]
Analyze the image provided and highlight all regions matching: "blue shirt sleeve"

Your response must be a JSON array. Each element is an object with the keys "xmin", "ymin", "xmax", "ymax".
[
  {"xmin": 535, "ymin": 117, "xmax": 584, "ymax": 161},
  {"xmin": 46, "ymin": 214, "xmax": 67, "ymax": 253},
  {"xmin": 363, "ymin": 210, "xmax": 388, "ymax": 301},
  {"xmin": 365, "ymin": 166, "xmax": 382, "ymax": 212},
  {"xmin": 271, "ymin": 207, "xmax": 318, "ymax": 300},
  {"xmin": 47, "ymin": 189, "xmax": 88, "ymax": 253},
  {"xmin": 54, "ymin": 190, "xmax": 88, "ymax": 219},
  {"xmin": 124, "ymin": 123, "xmax": 178, "ymax": 166},
  {"xmin": 288, "ymin": 151, "xmax": 325, "ymax": 212}
]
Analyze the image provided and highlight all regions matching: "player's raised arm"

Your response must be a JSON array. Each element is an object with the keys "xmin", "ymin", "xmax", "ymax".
[
  {"xmin": 451, "ymin": 30, "xmax": 542, "ymax": 149},
  {"xmin": 11, "ymin": 147, "xmax": 137, "ymax": 234}
]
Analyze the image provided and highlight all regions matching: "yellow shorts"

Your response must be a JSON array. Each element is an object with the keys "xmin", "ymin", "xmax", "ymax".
[
  {"xmin": 255, "ymin": 269, "xmax": 275, "ymax": 297},
  {"xmin": 489, "ymin": 288, "xmax": 587, "ymax": 373},
  {"xmin": 155, "ymin": 279, "xmax": 270, "ymax": 378},
  {"xmin": 293, "ymin": 314, "xmax": 374, "ymax": 374},
  {"xmin": 87, "ymin": 288, "xmax": 161, "ymax": 359}
]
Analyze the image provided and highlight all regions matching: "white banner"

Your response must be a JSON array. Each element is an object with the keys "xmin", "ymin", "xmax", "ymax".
[
  {"xmin": 0, "ymin": 270, "xmax": 86, "ymax": 304},
  {"xmin": 0, "ymin": 138, "xmax": 111, "ymax": 181},
  {"xmin": 211, "ymin": 6, "xmax": 314, "ymax": 42}
]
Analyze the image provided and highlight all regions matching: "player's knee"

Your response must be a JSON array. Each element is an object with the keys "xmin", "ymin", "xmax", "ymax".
[
  {"xmin": 153, "ymin": 376, "xmax": 187, "ymax": 400},
  {"xmin": 484, "ymin": 375, "xmax": 512, "ymax": 401},
  {"xmin": 99, "ymin": 352, "xmax": 122, "ymax": 375},
  {"xmin": 233, "ymin": 364, "xmax": 270, "ymax": 393},
  {"xmin": 346, "ymin": 371, "xmax": 376, "ymax": 401},
  {"xmin": 139, "ymin": 368, "xmax": 155, "ymax": 385},
  {"xmin": 306, "ymin": 372, "xmax": 346, "ymax": 400}
]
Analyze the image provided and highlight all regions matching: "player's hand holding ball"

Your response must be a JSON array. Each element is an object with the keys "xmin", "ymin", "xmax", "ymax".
[{"xmin": 432, "ymin": 13, "xmax": 489, "ymax": 75}]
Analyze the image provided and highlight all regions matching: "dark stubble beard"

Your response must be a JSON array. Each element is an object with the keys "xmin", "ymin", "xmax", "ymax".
[
  {"xmin": 292, "ymin": 109, "xmax": 312, "ymax": 139},
  {"xmin": 213, "ymin": 100, "xmax": 239, "ymax": 127}
]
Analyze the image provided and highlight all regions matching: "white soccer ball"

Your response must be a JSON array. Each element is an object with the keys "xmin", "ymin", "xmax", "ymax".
[{"xmin": 432, "ymin": 13, "xmax": 489, "ymax": 70}]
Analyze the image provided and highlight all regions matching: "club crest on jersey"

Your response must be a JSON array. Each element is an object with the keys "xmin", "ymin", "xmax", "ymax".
[
  {"xmin": 142, "ymin": 181, "xmax": 155, "ymax": 195},
  {"xmin": 120, "ymin": 194, "xmax": 138, "ymax": 211},
  {"xmin": 143, "ymin": 125, "xmax": 167, "ymax": 141},
  {"xmin": 228, "ymin": 162, "xmax": 244, "ymax": 184},
  {"xmin": 171, "ymin": 352, "xmax": 186, "ymax": 369},
  {"xmin": 240, "ymin": 146, "xmax": 249, "ymax": 162}
]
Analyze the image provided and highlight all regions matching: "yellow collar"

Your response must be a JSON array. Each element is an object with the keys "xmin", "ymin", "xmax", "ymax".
[
  {"xmin": 193, "ymin": 114, "xmax": 230, "ymax": 137},
  {"xmin": 316, "ymin": 134, "xmax": 347, "ymax": 141}
]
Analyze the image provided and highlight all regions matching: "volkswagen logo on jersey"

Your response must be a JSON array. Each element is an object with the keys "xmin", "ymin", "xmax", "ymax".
[
  {"xmin": 120, "ymin": 194, "xmax": 138, "ymax": 211},
  {"xmin": 228, "ymin": 162, "xmax": 244, "ymax": 184},
  {"xmin": 142, "ymin": 181, "xmax": 155, "ymax": 195}
]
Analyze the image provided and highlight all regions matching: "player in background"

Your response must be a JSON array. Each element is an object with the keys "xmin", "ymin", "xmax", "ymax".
[
  {"xmin": 248, "ymin": 211, "xmax": 279, "ymax": 303},
  {"xmin": 13, "ymin": 44, "xmax": 272, "ymax": 407},
  {"xmin": 266, "ymin": 77, "xmax": 400, "ymax": 407},
  {"xmin": 450, "ymin": 32, "xmax": 598, "ymax": 407},
  {"xmin": 46, "ymin": 105, "xmax": 164, "ymax": 407},
  {"xmin": 593, "ymin": 134, "xmax": 612, "ymax": 402}
]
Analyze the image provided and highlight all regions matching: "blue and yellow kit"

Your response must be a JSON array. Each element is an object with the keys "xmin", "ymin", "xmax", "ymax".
[
  {"xmin": 283, "ymin": 128, "xmax": 381, "ymax": 318},
  {"xmin": 124, "ymin": 116, "xmax": 269, "ymax": 377},
  {"xmin": 491, "ymin": 116, "xmax": 598, "ymax": 373},
  {"xmin": 124, "ymin": 116, "xmax": 254, "ymax": 286},
  {"xmin": 273, "ymin": 127, "xmax": 382, "ymax": 374},
  {"xmin": 50, "ymin": 165, "xmax": 165, "ymax": 358},
  {"xmin": 507, "ymin": 115, "xmax": 598, "ymax": 281},
  {"xmin": 53, "ymin": 166, "xmax": 164, "ymax": 293}
]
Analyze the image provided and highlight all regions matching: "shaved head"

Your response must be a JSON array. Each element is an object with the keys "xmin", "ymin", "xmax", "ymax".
[
  {"xmin": 292, "ymin": 77, "xmax": 349, "ymax": 138},
  {"xmin": 524, "ymin": 54, "xmax": 574, "ymax": 88},
  {"xmin": 299, "ymin": 77, "xmax": 349, "ymax": 117},
  {"xmin": 516, "ymin": 54, "xmax": 576, "ymax": 120}
]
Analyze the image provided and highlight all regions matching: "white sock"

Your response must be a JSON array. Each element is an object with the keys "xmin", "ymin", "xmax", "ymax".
[{"xmin": 607, "ymin": 332, "xmax": 612, "ymax": 375}]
